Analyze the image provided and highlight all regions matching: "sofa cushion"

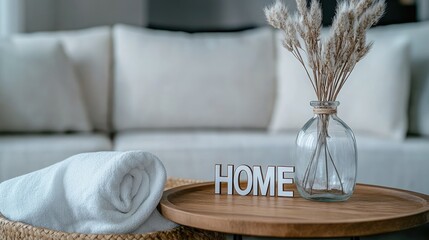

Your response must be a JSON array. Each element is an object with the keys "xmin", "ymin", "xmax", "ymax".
[
  {"xmin": 0, "ymin": 39, "xmax": 91, "ymax": 132},
  {"xmin": 365, "ymin": 22, "xmax": 429, "ymax": 137},
  {"xmin": 114, "ymin": 131, "xmax": 429, "ymax": 195},
  {"xmin": 113, "ymin": 25, "xmax": 276, "ymax": 130},
  {"xmin": 353, "ymin": 133, "xmax": 429, "ymax": 195},
  {"xmin": 0, "ymin": 134, "xmax": 112, "ymax": 182},
  {"xmin": 407, "ymin": 23, "xmax": 429, "ymax": 137},
  {"xmin": 270, "ymin": 30, "xmax": 410, "ymax": 140},
  {"xmin": 17, "ymin": 27, "xmax": 112, "ymax": 131}
]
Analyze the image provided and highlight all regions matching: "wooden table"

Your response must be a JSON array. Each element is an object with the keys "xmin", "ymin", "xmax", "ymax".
[{"xmin": 159, "ymin": 182, "xmax": 429, "ymax": 239}]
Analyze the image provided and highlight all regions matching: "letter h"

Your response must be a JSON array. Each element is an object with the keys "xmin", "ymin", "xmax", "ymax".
[{"xmin": 214, "ymin": 164, "xmax": 233, "ymax": 194}]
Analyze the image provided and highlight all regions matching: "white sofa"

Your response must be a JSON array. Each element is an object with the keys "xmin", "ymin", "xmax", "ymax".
[{"xmin": 0, "ymin": 22, "xmax": 428, "ymax": 198}]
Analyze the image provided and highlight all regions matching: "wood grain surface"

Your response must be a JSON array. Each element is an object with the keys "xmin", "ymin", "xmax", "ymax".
[{"xmin": 159, "ymin": 182, "xmax": 429, "ymax": 238}]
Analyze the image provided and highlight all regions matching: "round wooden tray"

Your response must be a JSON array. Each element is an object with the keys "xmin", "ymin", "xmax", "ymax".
[{"xmin": 159, "ymin": 182, "xmax": 429, "ymax": 238}]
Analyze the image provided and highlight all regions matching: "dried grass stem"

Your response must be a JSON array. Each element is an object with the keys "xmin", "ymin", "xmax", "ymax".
[{"xmin": 265, "ymin": 0, "xmax": 385, "ymax": 101}]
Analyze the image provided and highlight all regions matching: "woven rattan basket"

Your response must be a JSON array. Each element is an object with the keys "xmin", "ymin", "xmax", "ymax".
[{"xmin": 0, "ymin": 178, "xmax": 225, "ymax": 240}]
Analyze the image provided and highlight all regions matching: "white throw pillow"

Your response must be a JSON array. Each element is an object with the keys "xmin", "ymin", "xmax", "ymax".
[
  {"xmin": 16, "ymin": 27, "xmax": 112, "ymax": 131},
  {"xmin": 113, "ymin": 25, "xmax": 276, "ymax": 130},
  {"xmin": 270, "ymin": 31, "xmax": 410, "ymax": 140},
  {"xmin": 0, "ymin": 39, "xmax": 91, "ymax": 132},
  {"xmin": 406, "ymin": 23, "xmax": 429, "ymax": 137}
]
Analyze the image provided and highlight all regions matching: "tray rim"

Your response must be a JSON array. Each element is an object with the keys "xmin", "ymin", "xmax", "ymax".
[{"xmin": 159, "ymin": 182, "xmax": 429, "ymax": 238}]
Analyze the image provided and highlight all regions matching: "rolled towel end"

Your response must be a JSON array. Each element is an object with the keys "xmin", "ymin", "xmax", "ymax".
[{"xmin": 0, "ymin": 151, "xmax": 178, "ymax": 234}]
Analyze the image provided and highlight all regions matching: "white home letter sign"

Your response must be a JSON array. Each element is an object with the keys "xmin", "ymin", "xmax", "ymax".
[{"xmin": 214, "ymin": 164, "xmax": 294, "ymax": 197}]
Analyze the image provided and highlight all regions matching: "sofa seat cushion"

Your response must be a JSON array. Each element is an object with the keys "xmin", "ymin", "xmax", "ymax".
[
  {"xmin": 0, "ymin": 134, "xmax": 112, "ymax": 182},
  {"xmin": 114, "ymin": 131, "xmax": 429, "ymax": 194},
  {"xmin": 353, "ymin": 134, "xmax": 429, "ymax": 195},
  {"xmin": 114, "ymin": 131, "xmax": 296, "ymax": 178}
]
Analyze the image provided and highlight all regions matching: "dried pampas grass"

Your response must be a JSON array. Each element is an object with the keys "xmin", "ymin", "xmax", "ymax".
[{"xmin": 265, "ymin": 0, "xmax": 386, "ymax": 101}]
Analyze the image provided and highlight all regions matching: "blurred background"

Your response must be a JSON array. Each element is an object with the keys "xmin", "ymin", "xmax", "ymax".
[
  {"xmin": 1, "ymin": 0, "xmax": 428, "ymax": 193},
  {"xmin": 0, "ymin": 0, "xmax": 427, "ymax": 35}
]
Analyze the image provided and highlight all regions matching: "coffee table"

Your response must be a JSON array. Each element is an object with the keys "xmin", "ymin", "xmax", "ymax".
[{"xmin": 159, "ymin": 182, "xmax": 429, "ymax": 240}]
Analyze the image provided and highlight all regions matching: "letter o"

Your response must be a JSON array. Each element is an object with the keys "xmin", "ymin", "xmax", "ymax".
[{"xmin": 234, "ymin": 165, "xmax": 253, "ymax": 195}]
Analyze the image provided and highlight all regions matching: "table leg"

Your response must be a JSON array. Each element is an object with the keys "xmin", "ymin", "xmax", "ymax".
[{"xmin": 233, "ymin": 234, "xmax": 243, "ymax": 240}]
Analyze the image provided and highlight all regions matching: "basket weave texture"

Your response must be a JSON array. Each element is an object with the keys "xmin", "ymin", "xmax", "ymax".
[{"xmin": 0, "ymin": 178, "xmax": 224, "ymax": 240}]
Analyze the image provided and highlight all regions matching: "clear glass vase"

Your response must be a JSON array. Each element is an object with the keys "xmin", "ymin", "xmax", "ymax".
[{"xmin": 295, "ymin": 101, "xmax": 357, "ymax": 202}]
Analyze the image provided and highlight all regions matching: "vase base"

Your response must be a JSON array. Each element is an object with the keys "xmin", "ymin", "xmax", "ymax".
[
  {"xmin": 302, "ymin": 195, "xmax": 351, "ymax": 202},
  {"xmin": 298, "ymin": 189, "xmax": 352, "ymax": 202}
]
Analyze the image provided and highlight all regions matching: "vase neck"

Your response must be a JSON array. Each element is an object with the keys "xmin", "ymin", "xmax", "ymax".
[{"xmin": 311, "ymin": 101, "xmax": 339, "ymax": 115}]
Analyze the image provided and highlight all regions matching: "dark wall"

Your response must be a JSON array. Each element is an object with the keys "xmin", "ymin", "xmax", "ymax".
[
  {"xmin": 319, "ymin": 0, "xmax": 417, "ymax": 26},
  {"xmin": 147, "ymin": 0, "xmax": 419, "ymax": 32},
  {"xmin": 147, "ymin": 0, "xmax": 294, "ymax": 32}
]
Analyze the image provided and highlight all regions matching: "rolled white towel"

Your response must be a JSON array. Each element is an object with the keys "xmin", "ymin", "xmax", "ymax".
[{"xmin": 0, "ymin": 151, "xmax": 178, "ymax": 234}]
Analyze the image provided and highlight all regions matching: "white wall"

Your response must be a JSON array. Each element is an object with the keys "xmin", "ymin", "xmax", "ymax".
[
  {"xmin": 417, "ymin": 0, "xmax": 429, "ymax": 21},
  {"xmin": 0, "ymin": 0, "xmax": 26, "ymax": 36}
]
